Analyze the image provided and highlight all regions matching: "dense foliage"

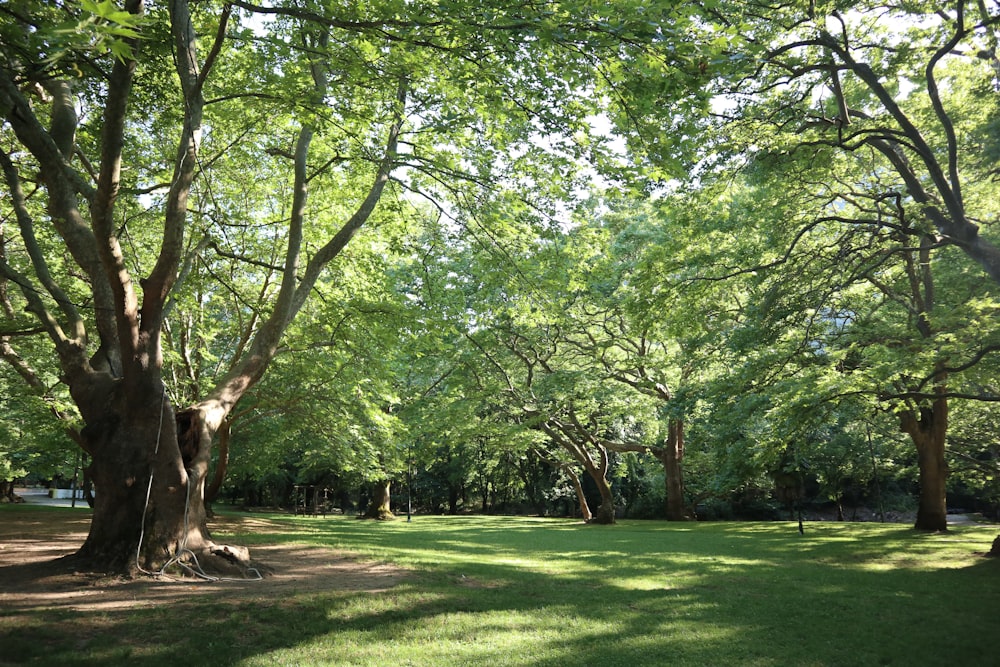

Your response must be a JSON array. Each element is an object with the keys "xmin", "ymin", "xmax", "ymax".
[{"xmin": 2, "ymin": 0, "xmax": 998, "ymax": 533}]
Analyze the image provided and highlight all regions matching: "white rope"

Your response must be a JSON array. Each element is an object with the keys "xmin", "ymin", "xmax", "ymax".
[{"xmin": 134, "ymin": 385, "xmax": 167, "ymax": 576}]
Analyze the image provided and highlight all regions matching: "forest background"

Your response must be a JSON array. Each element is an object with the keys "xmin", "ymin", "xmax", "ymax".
[{"xmin": 2, "ymin": 0, "xmax": 1000, "ymax": 572}]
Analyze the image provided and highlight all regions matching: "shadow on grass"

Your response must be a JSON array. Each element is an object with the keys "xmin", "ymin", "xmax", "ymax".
[{"xmin": 2, "ymin": 510, "xmax": 998, "ymax": 666}]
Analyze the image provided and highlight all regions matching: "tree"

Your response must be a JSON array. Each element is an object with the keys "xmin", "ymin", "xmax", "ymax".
[
  {"xmin": 0, "ymin": 365, "xmax": 80, "ymax": 501},
  {"xmin": 1, "ymin": 0, "xmax": 410, "ymax": 572},
  {"xmin": 647, "ymin": 156, "xmax": 1000, "ymax": 529},
  {"xmin": 1, "ymin": 0, "xmax": 662, "ymax": 572},
  {"xmin": 556, "ymin": 213, "xmax": 695, "ymax": 520},
  {"xmin": 707, "ymin": 0, "xmax": 1000, "ymax": 280},
  {"xmin": 645, "ymin": 0, "xmax": 1000, "ymax": 531}
]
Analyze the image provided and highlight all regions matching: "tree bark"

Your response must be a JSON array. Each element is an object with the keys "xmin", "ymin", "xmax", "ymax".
[
  {"xmin": 74, "ymin": 375, "xmax": 185, "ymax": 572},
  {"xmin": 988, "ymin": 535, "xmax": 1000, "ymax": 558},
  {"xmin": 588, "ymin": 446, "xmax": 616, "ymax": 525},
  {"xmin": 899, "ymin": 395, "xmax": 949, "ymax": 532},
  {"xmin": 70, "ymin": 375, "xmax": 247, "ymax": 574},
  {"xmin": 584, "ymin": 447, "xmax": 615, "ymax": 524},
  {"xmin": 0, "ymin": 481, "xmax": 19, "ymax": 503},
  {"xmin": 592, "ymin": 491, "xmax": 616, "ymax": 524},
  {"xmin": 564, "ymin": 465, "xmax": 592, "ymax": 522},
  {"xmin": 363, "ymin": 480, "xmax": 394, "ymax": 520},
  {"xmin": 662, "ymin": 419, "xmax": 692, "ymax": 521}
]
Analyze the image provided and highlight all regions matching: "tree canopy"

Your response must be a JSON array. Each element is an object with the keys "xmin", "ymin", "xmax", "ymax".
[{"xmin": 2, "ymin": 0, "xmax": 1000, "ymax": 571}]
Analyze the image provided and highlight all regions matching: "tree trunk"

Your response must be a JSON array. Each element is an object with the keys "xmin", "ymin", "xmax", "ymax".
[
  {"xmin": 988, "ymin": 535, "xmax": 1000, "ymax": 558},
  {"xmin": 70, "ymin": 375, "xmax": 249, "ymax": 575},
  {"xmin": 448, "ymin": 484, "xmax": 460, "ymax": 515},
  {"xmin": 543, "ymin": 422, "xmax": 616, "ymax": 524},
  {"xmin": 204, "ymin": 418, "xmax": 231, "ymax": 508},
  {"xmin": 0, "ymin": 481, "xmax": 18, "ymax": 503},
  {"xmin": 899, "ymin": 396, "xmax": 949, "ymax": 532},
  {"xmin": 363, "ymin": 480, "xmax": 394, "ymax": 520},
  {"xmin": 662, "ymin": 419, "xmax": 692, "ymax": 521},
  {"xmin": 584, "ymin": 444, "xmax": 616, "ymax": 525},
  {"xmin": 81, "ymin": 463, "xmax": 95, "ymax": 508},
  {"xmin": 565, "ymin": 466, "xmax": 592, "ymax": 522},
  {"xmin": 590, "ymin": 473, "xmax": 616, "ymax": 524}
]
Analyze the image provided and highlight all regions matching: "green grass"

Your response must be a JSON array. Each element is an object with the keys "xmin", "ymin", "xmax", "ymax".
[{"xmin": 2, "ymin": 508, "xmax": 999, "ymax": 666}]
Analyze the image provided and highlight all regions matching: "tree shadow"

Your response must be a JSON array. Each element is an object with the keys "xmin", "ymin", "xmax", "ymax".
[{"xmin": 2, "ymin": 510, "xmax": 998, "ymax": 666}]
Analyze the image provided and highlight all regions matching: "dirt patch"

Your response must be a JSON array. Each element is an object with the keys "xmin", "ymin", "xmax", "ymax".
[{"xmin": 0, "ymin": 509, "xmax": 406, "ymax": 614}]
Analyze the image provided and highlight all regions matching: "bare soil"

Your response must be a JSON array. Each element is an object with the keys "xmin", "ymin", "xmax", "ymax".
[{"xmin": 0, "ymin": 508, "xmax": 406, "ymax": 614}]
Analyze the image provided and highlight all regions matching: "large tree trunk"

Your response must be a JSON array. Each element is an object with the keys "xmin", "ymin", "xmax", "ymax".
[
  {"xmin": 662, "ymin": 419, "xmax": 692, "ymax": 521},
  {"xmin": 71, "ymin": 375, "xmax": 247, "ymax": 575},
  {"xmin": 363, "ymin": 480, "xmax": 394, "ymax": 520},
  {"xmin": 591, "ymin": 486, "xmax": 616, "ymax": 524},
  {"xmin": 899, "ymin": 393, "xmax": 949, "ymax": 532}
]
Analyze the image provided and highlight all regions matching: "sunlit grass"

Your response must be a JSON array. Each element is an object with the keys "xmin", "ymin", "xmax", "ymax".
[
  {"xmin": 212, "ymin": 514, "xmax": 1000, "ymax": 667},
  {"xmin": 2, "ymin": 507, "xmax": 998, "ymax": 666}
]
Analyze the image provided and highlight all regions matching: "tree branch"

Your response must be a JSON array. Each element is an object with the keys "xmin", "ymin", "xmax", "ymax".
[{"xmin": 90, "ymin": 0, "xmax": 143, "ymax": 379}]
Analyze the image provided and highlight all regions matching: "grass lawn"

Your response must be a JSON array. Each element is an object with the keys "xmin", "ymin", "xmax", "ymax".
[{"xmin": 2, "ymin": 508, "xmax": 998, "ymax": 666}]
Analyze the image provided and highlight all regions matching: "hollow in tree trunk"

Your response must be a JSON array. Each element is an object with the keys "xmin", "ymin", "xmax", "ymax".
[{"xmin": 363, "ymin": 480, "xmax": 394, "ymax": 520}]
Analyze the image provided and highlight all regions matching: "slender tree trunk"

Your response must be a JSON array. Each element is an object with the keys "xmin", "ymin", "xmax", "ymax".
[
  {"xmin": 204, "ymin": 417, "xmax": 230, "ymax": 508},
  {"xmin": 662, "ymin": 419, "xmax": 691, "ymax": 521},
  {"xmin": 81, "ymin": 462, "xmax": 95, "ymax": 508},
  {"xmin": 899, "ymin": 394, "xmax": 949, "ymax": 532},
  {"xmin": 363, "ymin": 480, "xmax": 394, "ymax": 520},
  {"xmin": 565, "ymin": 467, "xmax": 592, "ymax": 522},
  {"xmin": 448, "ymin": 479, "xmax": 460, "ymax": 514}
]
